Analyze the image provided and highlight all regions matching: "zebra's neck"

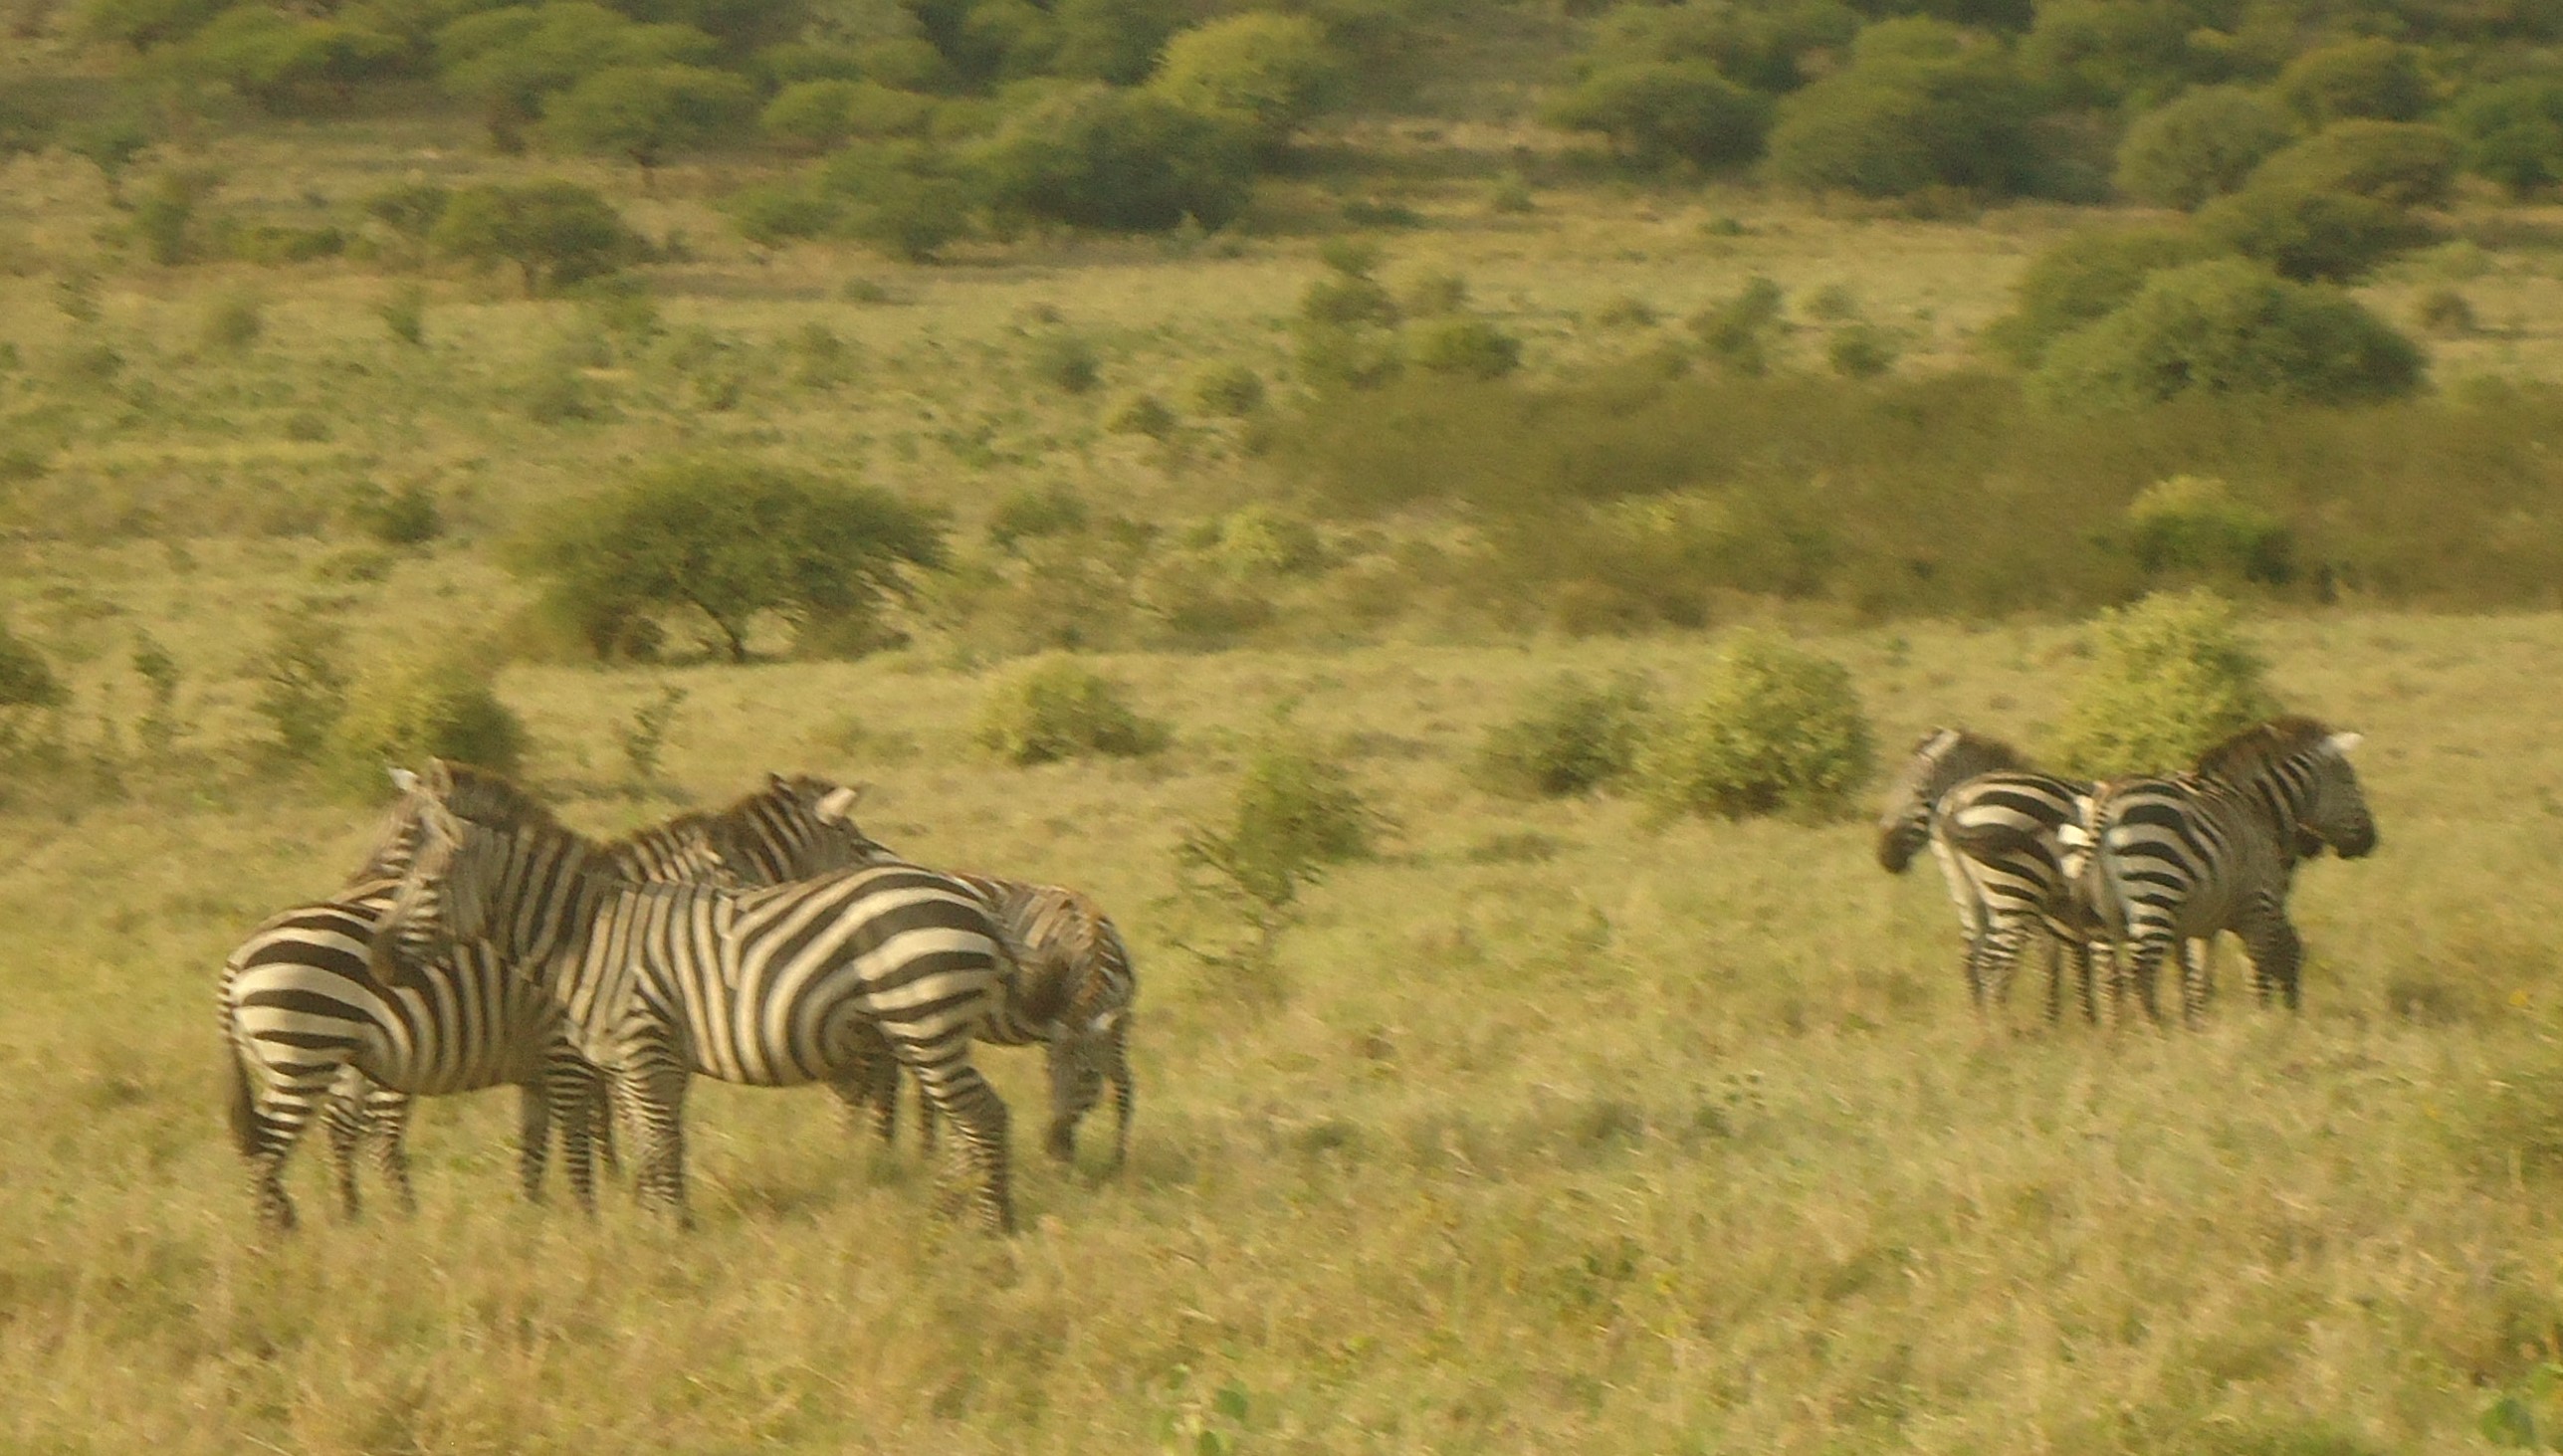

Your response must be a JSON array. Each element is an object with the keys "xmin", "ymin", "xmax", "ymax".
[{"xmin": 2193, "ymin": 755, "xmax": 2314, "ymax": 859}]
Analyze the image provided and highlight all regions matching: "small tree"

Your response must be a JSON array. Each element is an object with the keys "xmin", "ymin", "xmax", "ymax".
[
  {"xmin": 1176, "ymin": 739, "xmax": 1381, "ymax": 971},
  {"xmin": 2116, "ymin": 475, "xmax": 2293, "ymax": 586},
  {"xmin": 760, "ymin": 78, "xmax": 864, "ymax": 152},
  {"xmin": 2272, "ymin": 38, "xmax": 2429, "ymax": 126},
  {"xmin": 430, "ymin": 180, "xmax": 644, "ymax": 294},
  {"xmin": 519, "ymin": 460, "xmax": 947, "ymax": 662},
  {"xmin": 974, "ymin": 655, "xmax": 1170, "ymax": 762},
  {"xmin": 2449, "ymin": 78, "xmax": 2563, "ymax": 197},
  {"xmin": 544, "ymin": 63, "xmax": 755, "ymax": 183},
  {"xmin": 2034, "ymin": 259, "xmax": 2424, "ymax": 408},
  {"xmin": 1410, "ymin": 315, "xmax": 1522, "ymax": 379},
  {"xmin": 1543, "ymin": 62, "xmax": 1771, "ymax": 172},
  {"xmin": 2050, "ymin": 589, "xmax": 2278, "ymax": 776},
  {"xmin": 2249, "ymin": 120, "xmax": 2459, "ymax": 209},
  {"xmin": 1473, "ymin": 673, "xmax": 1651, "ymax": 798},
  {"xmin": 1637, "ymin": 632, "xmax": 1872, "ymax": 821},
  {"xmin": 1986, "ymin": 226, "xmax": 2200, "ymax": 367},
  {"xmin": 979, "ymin": 86, "xmax": 1257, "ymax": 233},
  {"xmin": 2196, "ymin": 181, "xmax": 2431, "ymax": 283},
  {"xmin": 1763, "ymin": 20, "xmax": 2041, "ymax": 198},
  {"xmin": 436, "ymin": 2, "xmax": 718, "ymax": 146},
  {"xmin": 2112, "ymin": 86, "xmax": 2293, "ymax": 210},
  {"xmin": 1149, "ymin": 11, "xmax": 1341, "ymax": 159},
  {"xmin": 170, "ymin": 7, "xmax": 404, "ymax": 115},
  {"xmin": 328, "ymin": 651, "xmax": 531, "ymax": 798}
]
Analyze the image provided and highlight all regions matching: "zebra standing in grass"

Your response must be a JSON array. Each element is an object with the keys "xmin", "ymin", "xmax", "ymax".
[
  {"xmin": 381, "ymin": 759, "xmax": 1048, "ymax": 1233},
  {"xmin": 839, "ymin": 872, "xmax": 1137, "ymax": 1169},
  {"xmin": 1875, "ymin": 728, "xmax": 2108, "ymax": 1023},
  {"xmin": 222, "ymin": 768, "xmax": 878, "ymax": 1231},
  {"xmin": 2079, "ymin": 717, "xmax": 2377, "ymax": 1028}
]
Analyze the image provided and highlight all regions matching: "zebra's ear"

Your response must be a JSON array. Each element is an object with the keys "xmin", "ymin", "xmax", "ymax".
[
  {"xmin": 2325, "ymin": 731, "xmax": 2364, "ymax": 756},
  {"xmin": 387, "ymin": 765, "xmax": 420, "ymax": 794}
]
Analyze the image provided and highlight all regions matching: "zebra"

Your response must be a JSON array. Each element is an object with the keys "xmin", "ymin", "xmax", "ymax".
[
  {"xmin": 221, "ymin": 768, "xmax": 878, "ymax": 1232},
  {"xmin": 380, "ymin": 758, "xmax": 1048, "ymax": 1234},
  {"xmin": 835, "ymin": 871, "xmax": 1137, "ymax": 1170},
  {"xmin": 1875, "ymin": 728, "xmax": 2108, "ymax": 1023},
  {"xmin": 2078, "ymin": 717, "xmax": 2377, "ymax": 1028}
]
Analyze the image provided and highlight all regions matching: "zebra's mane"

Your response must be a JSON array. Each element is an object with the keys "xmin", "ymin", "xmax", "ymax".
[{"xmin": 2193, "ymin": 717, "xmax": 2332, "ymax": 783}]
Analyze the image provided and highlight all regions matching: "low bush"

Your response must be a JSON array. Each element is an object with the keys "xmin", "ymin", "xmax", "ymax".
[
  {"xmin": 1691, "ymin": 276, "xmax": 1787, "ymax": 373},
  {"xmin": 1827, "ymin": 323, "xmax": 1898, "ymax": 378},
  {"xmin": 1473, "ymin": 673, "xmax": 1652, "ymax": 798},
  {"xmin": 1986, "ymin": 227, "xmax": 2202, "ymax": 367},
  {"xmin": 2034, "ymin": 259, "xmax": 2425, "ymax": 408},
  {"xmin": 1544, "ymin": 62, "xmax": 1772, "ymax": 172},
  {"xmin": 2414, "ymin": 288, "xmax": 2475, "ymax": 335},
  {"xmin": 1763, "ymin": 20, "xmax": 2042, "ymax": 199},
  {"xmin": 200, "ymin": 293, "xmax": 262, "ymax": 353},
  {"xmin": 2112, "ymin": 86, "xmax": 2294, "ymax": 210},
  {"xmin": 2050, "ymin": 589, "xmax": 2278, "ymax": 776},
  {"xmin": 1637, "ymin": 632, "xmax": 1872, "ymax": 821},
  {"xmin": 327, "ymin": 651, "xmax": 529, "ymax": 798},
  {"xmin": 1190, "ymin": 361, "xmax": 1266, "ymax": 416},
  {"xmin": 2115, "ymin": 475, "xmax": 2292, "ymax": 586},
  {"xmin": 979, "ymin": 87, "xmax": 1257, "ymax": 233},
  {"xmin": 0, "ymin": 619, "xmax": 65, "ymax": 713},
  {"xmin": 2249, "ymin": 121, "xmax": 2458, "ymax": 209},
  {"xmin": 2197, "ymin": 181, "xmax": 2432, "ymax": 283},
  {"xmin": 974, "ymin": 655, "xmax": 1171, "ymax": 763},
  {"xmin": 2448, "ymin": 78, "xmax": 2563, "ymax": 197},
  {"xmin": 251, "ymin": 612, "xmax": 349, "ymax": 764},
  {"xmin": 1410, "ymin": 316, "xmax": 1522, "ymax": 379},
  {"xmin": 1176, "ymin": 738, "xmax": 1382, "ymax": 968},
  {"xmin": 1028, "ymin": 330, "xmax": 1103, "ymax": 393},
  {"xmin": 1149, "ymin": 11, "xmax": 1341, "ymax": 157},
  {"xmin": 2272, "ymin": 38, "xmax": 2428, "ymax": 126},
  {"xmin": 430, "ymin": 180, "xmax": 644, "ymax": 294}
]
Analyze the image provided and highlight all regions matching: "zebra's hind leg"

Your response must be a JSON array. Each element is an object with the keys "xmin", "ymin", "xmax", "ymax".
[
  {"xmin": 227, "ymin": 1046, "xmax": 325, "ymax": 1235},
  {"xmin": 905, "ymin": 1050, "xmax": 1014, "ymax": 1236},
  {"xmin": 550, "ymin": 1054, "xmax": 608, "ymax": 1214},
  {"xmin": 322, "ymin": 1077, "xmax": 367, "ymax": 1220},
  {"xmin": 1973, "ymin": 920, "xmax": 2033, "ymax": 1017},
  {"xmin": 364, "ymin": 1083, "xmax": 417, "ymax": 1215},
  {"xmin": 614, "ymin": 1044, "xmax": 694, "ymax": 1228},
  {"xmin": 1104, "ymin": 1021, "xmax": 1134, "ymax": 1171},
  {"xmin": 2178, "ymin": 937, "xmax": 2217, "ymax": 1029},
  {"xmin": 515, "ymin": 1081, "xmax": 552, "ymax": 1205},
  {"xmin": 2120, "ymin": 936, "xmax": 2174, "ymax": 1026}
]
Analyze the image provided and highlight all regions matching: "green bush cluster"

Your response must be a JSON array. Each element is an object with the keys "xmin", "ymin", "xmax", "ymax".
[
  {"xmin": 2049, "ymin": 589, "xmax": 2279, "ymax": 777},
  {"xmin": 2034, "ymin": 259, "xmax": 2425, "ymax": 409},
  {"xmin": 974, "ymin": 655, "xmax": 1170, "ymax": 763},
  {"xmin": 327, "ymin": 652, "xmax": 531, "ymax": 799},
  {"xmin": 1638, "ymin": 632, "xmax": 1872, "ymax": 822},
  {"xmin": 1473, "ymin": 673, "xmax": 1652, "ymax": 799},
  {"xmin": 2115, "ymin": 475, "xmax": 2293, "ymax": 587}
]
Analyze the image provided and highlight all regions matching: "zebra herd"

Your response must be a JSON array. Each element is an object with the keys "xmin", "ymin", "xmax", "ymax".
[
  {"xmin": 1876, "ymin": 716, "xmax": 2378, "ymax": 1027},
  {"xmin": 220, "ymin": 761, "xmax": 1134, "ymax": 1235}
]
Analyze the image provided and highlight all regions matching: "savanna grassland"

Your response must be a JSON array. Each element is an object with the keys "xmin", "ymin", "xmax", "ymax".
[{"xmin": 16, "ymin": 12, "xmax": 2563, "ymax": 1453}]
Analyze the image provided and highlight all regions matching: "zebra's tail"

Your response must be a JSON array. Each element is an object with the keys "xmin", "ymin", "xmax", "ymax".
[{"xmin": 225, "ymin": 1039, "xmax": 261, "ymax": 1160}]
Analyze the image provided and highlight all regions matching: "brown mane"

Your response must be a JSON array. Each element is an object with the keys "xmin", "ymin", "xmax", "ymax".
[{"xmin": 2193, "ymin": 717, "xmax": 2331, "ymax": 782}]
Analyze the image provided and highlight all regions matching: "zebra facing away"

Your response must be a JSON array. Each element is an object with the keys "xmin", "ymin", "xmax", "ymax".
[
  {"xmin": 2079, "ymin": 717, "xmax": 2377, "ymax": 1028},
  {"xmin": 222, "ymin": 768, "xmax": 878, "ymax": 1232},
  {"xmin": 838, "ymin": 871, "xmax": 1137, "ymax": 1169},
  {"xmin": 382, "ymin": 758, "xmax": 1048, "ymax": 1234},
  {"xmin": 1875, "ymin": 728, "xmax": 2107, "ymax": 1023}
]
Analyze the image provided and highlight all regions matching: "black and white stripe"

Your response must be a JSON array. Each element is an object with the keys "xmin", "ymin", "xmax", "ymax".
[
  {"xmin": 383, "ymin": 761, "xmax": 1040, "ymax": 1233},
  {"xmin": 222, "ymin": 768, "xmax": 877, "ymax": 1231},
  {"xmin": 2080, "ymin": 717, "xmax": 2377, "ymax": 1026}
]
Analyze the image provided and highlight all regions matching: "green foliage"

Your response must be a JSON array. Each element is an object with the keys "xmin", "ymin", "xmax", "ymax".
[
  {"xmin": 2414, "ymin": 286, "xmax": 2474, "ymax": 334},
  {"xmin": 166, "ymin": 6, "xmax": 405, "ymax": 115},
  {"xmin": 2115, "ymin": 474, "xmax": 2292, "ymax": 586},
  {"xmin": 2196, "ymin": 181, "xmax": 2432, "ymax": 283},
  {"xmin": 543, "ymin": 63, "xmax": 756, "ymax": 173},
  {"xmin": 1027, "ymin": 329, "xmax": 1102, "ymax": 392},
  {"xmin": 1107, "ymin": 391, "xmax": 1177, "ymax": 437},
  {"xmin": 519, "ymin": 459, "xmax": 946, "ymax": 662},
  {"xmin": 2250, "ymin": 121, "xmax": 2459, "ymax": 209},
  {"xmin": 1987, "ymin": 227, "xmax": 2200, "ymax": 367},
  {"xmin": 761, "ymin": 77, "xmax": 864, "ymax": 150},
  {"xmin": 2448, "ymin": 79, "xmax": 2563, "ymax": 196},
  {"xmin": 1637, "ymin": 631, "xmax": 1872, "ymax": 821},
  {"xmin": 812, "ymin": 142, "xmax": 977, "ymax": 260},
  {"xmin": 2036, "ymin": 259, "xmax": 2424, "ymax": 408},
  {"xmin": 1409, "ymin": 316, "xmax": 1521, "ymax": 379},
  {"xmin": 2049, "ymin": 588, "xmax": 2278, "ymax": 777},
  {"xmin": 2019, "ymin": 0, "xmax": 2206, "ymax": 109},
  {"xmin": 436, "ymin": 3, "xmax": 719, "ymax": 144},
  {"xmin": 2112, "ymin": 86, "xmax": 2294, "ymax": 210},
  {"xmin": 2482, "ymin": 1362, "xmax": 2563, "ymax": 1450},
  {"xmin": 1177, "ymin": 738, "xmax": 1380, "ymax": 966},
  {"xmin": 0, "ymin": 620, "xmax": 66, "ymax": 711},
  {"xmin": 973, "ymin": 654, "xmax": 1169, "ymax": 762},
  {"xmin": 1189, "ymin": 361, "xmax": 1265, "ymax": 416},
  {"xmin": 2271, "ymin": 38, "xmax": 2429, "ymax": 126},
  {"xmin": 1763, "ymin": 19, "xmax": 2042, "ymax": 198},
  {"xmin": 1691, "ymin": 275, "xmax": 1787, "ymax": 374},
  {"xmin": 80, "ymin": 0, "xmax": 226, "ymax": 49},
  {"xmin": 1543, "ymin": 62, "xmax": 1772, "ymax": 172},
  {"xmin": 980, "ymin": 86, "xmax": 1257, "ymax": 233},
  {"xmin": 350, "ymin": 481, "xmax": 442, "ymax": 546},
  {"xmin": 1473, "ymin": 672, "xmax": 1651, "ymax": 798},
  {"xmin": 1827, "ymin": 322, "xmax": 1897, "ymax": 378},
  {"xmin": 1149, "ymin": 11, "xmax": 1341, "ymax": 157},
  {"xmin": 327, "ymin": 651, "xmax": 529, "ymax": 798},
  {"xmin": 65, "ymin": 115, "xmax": 151, "ymax": 200},
  {"xmin": 132, "ymin": 169, "xmax": 206, "ymax": 265},
  {"xmin": 251, "ymin": 611, "xmax": 349, "ymax": 763},
  {"xmin": 430, "ymin": 180, "xmax": 643, "ymax": 293},
  {"xmin": 987, "ymin": 483, "xmax": 1088, "ymax": 550},
  {"xmin": 375, "ymin": 283, "xmax": 426, "ymax": 345},
  {"xmin": 199, "ymin": 292, "xmax": 259, "ymax": 353}
]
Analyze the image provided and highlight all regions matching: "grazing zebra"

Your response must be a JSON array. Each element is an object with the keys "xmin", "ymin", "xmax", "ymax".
[
  {"xmin": 222, "ymin": 768, "xmax": 878, "ymax": 1231},
  {"xmin": 839, "ymin": 872, "xmax": 1137, "ymax": 1169},
  {"xmin": 2078, "ymin": 717, "xmax": 2377, "ymax": 1027},
  {"xmin": 382, "ymin": 759, "xmax": 1048, "ymax": 1234},
  {"xmin": 1875, "ymin": 728, "xmax": 2106, "ymax": 1023}
]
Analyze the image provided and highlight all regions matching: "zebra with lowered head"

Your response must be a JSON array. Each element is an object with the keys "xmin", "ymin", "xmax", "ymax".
[
  {"xmin": 222, "ymin": 767, "xmax": 880, "ymax": 1231},
  {"xmin": 380, "ymin": 758, "xmax": 1050, "ymax": 1234},
  {"xmin": 1876, "ymin": 728, "xmax": 2108, "ymax": 1023},
  {"xmin": 2078, "ymin": 716, "xmax": 2377, "ymax": 1027}
]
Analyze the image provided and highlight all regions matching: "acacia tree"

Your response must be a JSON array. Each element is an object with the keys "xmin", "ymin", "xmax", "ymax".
[
  {"xmin": 520, "ymin": 461, "xmax": 948, "ymax": 662},
  {"xmin": 543, "ymin": 63, "xmax": 755, "ymax": 184},
  {"xmin": 429, "ymin": 180, "xmax": 642, "ymax": 293}
]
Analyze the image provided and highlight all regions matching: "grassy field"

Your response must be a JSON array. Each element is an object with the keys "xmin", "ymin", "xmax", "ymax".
[{"xmin": 8, "ymin": 109, "xmax": 2563, "ymax": 1453}]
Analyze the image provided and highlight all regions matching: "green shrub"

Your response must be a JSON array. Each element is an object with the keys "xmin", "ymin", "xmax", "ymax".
[
  {"xmin": 543, "ymin": 63, "xmax": 756, "ymax": 176},
  {"xmin": 252, "ymin": 612, "xmax": 349, "ymax": 763},
  {"xmin": 760, "ymin": 78, "xmax": 864, "ymax": 151},
  {"xmin": 987, "ymin": 484, "xmax": 1089, "ymax": 550},
  {"xmin": 1176, "ymin": 738, "xmax": 1381, "ymax": 966},
  {"xmin": 351, "ymin": 481, "xmax": 442, "ymax": 546},
  {"xmin": 430, "ymin": 180, "xmax": 644, "ymax": 294},
  {"xmin": 974, "ymin": 655, "xmax": 1170, "ymax": 762},
  {"xmin": 0, "ymin": 619, "xmax": 65, "ymax": 711},
  {"xmin": 200, "ymin": 293, "xmax": 261, "ymax": 353},
  {"xmin": 2035, "ymin": 259, "xmax": 2425, "ymax": 408},
  {"xmin": 1827, "ymin": 322, "xmax": 1897, "ymax": 378},
  {"xmin": 2272, "ymin": 38, "xmax": 2428, "ymax": 126},
  {"xmin": 1986, "ymin": 227, "xmax": 2201, "ymax": 367},
  {"xmin": 1190, "ymin": 361, "xmax": 1265, "ymax": 416},
  {"xmin": 1474, "ymin": 672, "xmax": 1651, "ymax": 798},
  {"xmin": 1107, "ymin": 392, "xmax": 1177, "ymax": 437},
  {"xmin": 1763, "ymin": 19, "xmax": 2042, "ymax": 198},
  {"xmin": 1149, "ymin": 11, "xmax": 1341, "ymax": 157},
  {"xmin": 980, "ymin": 86, "xmax": 1257, "ymax": 233},
  {"xmin": 168, "ymin": 7, "xmax": 404, "ymax": 115},
  {"xmin": 2049, "ymin": 589, "xmax": 2278, "ymax": 776},
  {"xmin": 2196, "ymin": 181, "xmax": 2431, "ymax": 282},
  {"xmin": 1028, "ymin": 330, "xmax": 1102, "ymax": 393},
  {"xmin": 2116, "ymin": 475, "xmax": 2291, "ymax": 586},
  {"xmin": 2250, "ymin": 121, "xmax": 2458, "ymax": 209},
  {"xmin": 2448, "ymin": 78, "xmax": 2563, "ymax": 197},
  {"xmin": 1637, "ymin": 631, "xmax": 1872, "ymax": 821},
  {"xmin": 327, "ymin": 652, "xmax": 529, "ymax": 798},
  {"xmin": 817, "ymin": 143, "xmax": 977, "ymax": 261},
  {"xmin": 1543, "ymin": 62, "xmax": 1772, "ymax": 172},
  {"xmin": 519, "ymin": 460, "xmax": 946, "ymax": 663},
  {"xmin": 1691, "ymin": 276, "xmax": 1787, "ymax": 373},
  {"xmin": 133, "ymin": 170, "xmax": 206, "ymax": 266},
  {"xmin": 1410, "ymin": 316, "xmax": 1522, "ymax": 379},
  {"xmin": 2414, "ymin": 287, "xmax": 2475, "ymax": 335},
  {"xmin": 2112, "ymin": 86, "xmax": 2294, "ymax": 210}
]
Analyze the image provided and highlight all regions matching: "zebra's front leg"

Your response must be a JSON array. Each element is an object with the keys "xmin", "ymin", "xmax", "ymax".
[
  {"xmin": 322, "ymin": 1082, "xmax": 366, "ymax": 1220},
  {"xmin": 906, "ymin": 1053, "xmax": 1014, "ymax": 1236},
  {"xmin": 515, "ymin": 1081, "xmax": 553, "ymax": 1205},
  {"xmin": 2178, "ymin": 937, "xmax": 2217, "ymax": 1030},
  {"xmin": 2120, "ymin": 936, "xmax": 2173, "ymax": 1026},
  {"xmin": 2238, "ymin": 901, "xmax": 2305, "ymax": 1013},
  {"xmin": 553, "ymin": 1057, "xmax": 610, "ymax": 1214},
  {"xmin": 1104, "ymin": 1021, "xmax": 1134, "ymax": 1171}
]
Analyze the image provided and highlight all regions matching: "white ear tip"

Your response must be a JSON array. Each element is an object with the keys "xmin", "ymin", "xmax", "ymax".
[
  {"xmin": 2327, "ymin": 731, "xmax": 2364, "ymax": 755},
  {"xmin": 388, "ymin": 766, "xmax": 420, "ymax": 791}
]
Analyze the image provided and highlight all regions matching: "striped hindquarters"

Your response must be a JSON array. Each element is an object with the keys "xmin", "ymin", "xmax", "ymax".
[{"xmin": 1932, "ymin": 771, "xmax": 2092, "ymax": 936}]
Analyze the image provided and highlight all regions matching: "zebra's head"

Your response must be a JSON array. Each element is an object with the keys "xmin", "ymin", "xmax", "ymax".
[
  {"xmin": 756, "ymin": 772, "xmax": 901, "ymax": 874},
  {"xmin": 379, "ymin": 757, "xmax": 604, "ymax": 958},
  {"xmin": 2197, "ymin": 718, "xmax": 2377, "ymax": 862},
  {"xmin": 1874, "ymin": 728, "xmax": 2025, "ymax": 873}
]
